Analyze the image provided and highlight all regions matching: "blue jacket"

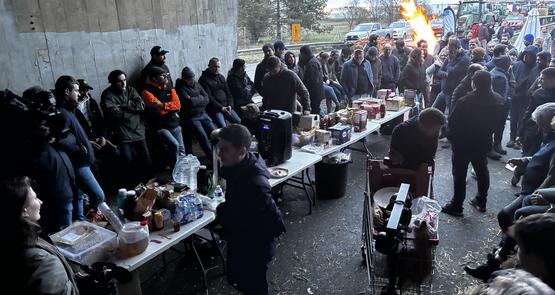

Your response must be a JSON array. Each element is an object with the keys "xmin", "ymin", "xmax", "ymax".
[
  {"xmin": 490, "ymin": 67, "xmax": 509, "ymax": 99},
  {"xmin": 56, "ymin": 103, "xmax": 95, "ymax": 168},
  {"xmin": 513, "ymin": 45, "xmax": 539, "ymax": 99},
  {"xmin": 437, "ymin": 50, "xmax": 470, "ymax": 96},
  {"xmin": 340, "ymin": 58, "xmax": 374, "ymax": 98},
  {"xmin": 217, "ymin": 152, "xmax": 286, "ymax": 242}
]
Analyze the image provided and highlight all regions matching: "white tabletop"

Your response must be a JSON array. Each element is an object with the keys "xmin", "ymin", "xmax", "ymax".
[
  {"xmin": 307, "ymin": 121, "xmax": 381, "ymax": 157},
  {"xmin": 113, "ymin": 211, "xmax": 216, "ymax": 272},
  {"xmin": 268, "ymin": 151, "xmax": 323, "ymax": 187}
]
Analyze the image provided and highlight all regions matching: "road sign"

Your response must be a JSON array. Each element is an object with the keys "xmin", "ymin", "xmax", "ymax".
[{"xmin": 292, "ymin": 23, "xmax": 301, "ymax": 43}]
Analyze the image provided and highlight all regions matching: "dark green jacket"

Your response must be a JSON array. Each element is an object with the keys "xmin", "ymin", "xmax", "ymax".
[{"xmin": 100, "ymin": 85, "xmax": 146, "ymax": 143}]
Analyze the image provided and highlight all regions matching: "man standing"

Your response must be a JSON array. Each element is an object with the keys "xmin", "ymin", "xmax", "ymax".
[
  {"xmin": 489, "ymin": 56, "xmax": 512, "ymax": 160},
  {"xmin": 254, "ymin": 44, "xmax": 274, "ymax": 94},
  {"xmin": 379, "ymin": 44, "xmax": 400, "ymax": 91},
  {"xmin": 273, "ymin": 40, "xmax": 287, "ymax": 61},
  {"xmin": 366, "ymin": 47, "xmax": 382, "ymax": 96},
  {"xmin": 75, "ymin": 79, "xmax": 106, "ymax": 154},
  {"xmin": 139, "ymin": 46, "xmax": 172, "ymax": 92},
  {"xmin": 442, "ymin": 71, "xmax": 504, "ymax": 216},
  {"xmin": 392, "ymin": 39, "xmax": 412, "ymax": 71},
  {"xmin": 298, "ymin": 45, "xmax": 325, "ymax": 114},
  {"xmin": 262, "ymin": 56, "xmax": 311, "ymax": 114},
  {"xmin": 199, "ymin": 57, "xmax": 241, "ymax": 127},
  {"xmin": 418, "ymin": 39, "xmax": 435, "ymax": 70},
  {"xmin": 496, "ymin": 20, "xmax": 514, "ymax": 41},
  {"xmin": 216, "ymin": 124, "xmax": 286, "ymax": 295},
  {"xmin": 101, "ymin": 70, "xmax": 151, "ymax": 185},
  {"xmin": 341, "ymin": 48, "xmax": 374, "ymax": 103}
]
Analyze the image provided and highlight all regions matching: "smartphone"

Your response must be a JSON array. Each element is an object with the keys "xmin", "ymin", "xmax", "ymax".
[{"xmin": 505, "ymin": 163, "xmax": 516, "ymax": 172}]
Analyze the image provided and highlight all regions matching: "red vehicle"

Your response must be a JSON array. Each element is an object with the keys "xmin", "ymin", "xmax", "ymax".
[
  {"xmin": 431, "ymin": 18, "xmax": 443, "ymax": 38},
  {"xmin": 505, "ymin": 14, "xmax": 525, "ymax": 30}
]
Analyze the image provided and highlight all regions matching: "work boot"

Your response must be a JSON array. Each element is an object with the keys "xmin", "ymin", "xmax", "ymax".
[
  {"xmin": 464, "ymin": 253, "xmax": 501, "ymax": 281},
  {"xmin": 486, "ymin": 150, "xmax": 502, "ymax": 160},
  {"xmin": 442, "ymin": 201, "xmax": 464, "ymax": 217},
  {"xmin": 469, "ymin": 197, "xmax": 487, "ymax": 212},
  {"xmin": 493, "ymin": 144, "xmax": 507, "ymax": 155},
  {"xmin": 506, "ymin": 140, "xmax": 516, "ymax": 148}
]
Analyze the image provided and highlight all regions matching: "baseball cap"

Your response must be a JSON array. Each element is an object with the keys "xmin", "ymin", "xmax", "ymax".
[
  {"xmin": 273, "ymin": 40, "xmax": 288, "ymax": 50},
  {"xmin": 150, "ymin": 45, "xmax": 169, "ymax": 56},
  {"xmin": 77, "ymin": 79, "xmax": 93, "ymax": 90}
]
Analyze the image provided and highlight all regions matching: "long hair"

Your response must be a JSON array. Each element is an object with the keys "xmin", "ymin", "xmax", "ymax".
[{"xmin": 2, "ymin": 176, "xmax": 38, "ymax": 248}]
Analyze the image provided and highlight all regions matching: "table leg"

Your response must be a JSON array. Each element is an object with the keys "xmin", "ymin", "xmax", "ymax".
[
  {"xmin": 190, "ymin": 236, "xmax": 208, "ymax": 289},
  {"xmin": 305, "ymin": 168, "xmax": 316, "ymax": 206},
  {"xmin": 300, "ymin": 170, "xmax": 313, "ymax": 214},
  {"xmin": 117, "ymin": 270, "xmax": 142, "ymax": 295},
  {"xmin": 209, "ymin": 225, "xmax": 227, "ymax": 274}
]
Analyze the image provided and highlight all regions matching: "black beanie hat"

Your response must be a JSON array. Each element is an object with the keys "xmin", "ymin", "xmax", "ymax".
[{"xmin": 181, "ymin": 67, "xmax": 195, "ymax": 79}]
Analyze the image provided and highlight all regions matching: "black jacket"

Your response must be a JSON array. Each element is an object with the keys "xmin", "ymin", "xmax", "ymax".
[
  {"xmin": 451, "ymin": 74, "xmax": 473, "ymax": 107},
  {"xmin": 448, "ymin": 90, "xmax": 504, "ymax": 154},
  {"xmin": 299, "ymin": 54, "xmax": 324, "ymax": 114},
  {"xmin": 262, "ymin": 69, "xmax": 311, "ymax": 113},
  {"xmin": 75, "ymin": 96, "xmax": 106, "ymax": 140},
  {"xmin": 216, "ymin": 153, "xmax": 286, "ymax": 242},
  {"xmin": 175, "ymin": 78, "xmax": 209, "ymax": 119},
  {"xmin": 254, "ymin": 58, "xmax": 271, "ymax": 94},
  {"xmin": 390, "ymin": 117, "xmax": 438, "ymax": 170},
  {"xmin": 398, "ymin": 62, "xmax": 426, "ymax": 94},
  {"xmin": 56, "ymin": 102, "xmax": 95, "ymax": 168},
  {"xmin": 199, "ymin": 70, "xmax": 234, "ymax": 112},
  {"xmin": 227, "ymin": 69, "xmax": 255, "ymax": 108},
  {"xmin": 518, "ymin": 87, "xmax": 555, "ymax": 155}
]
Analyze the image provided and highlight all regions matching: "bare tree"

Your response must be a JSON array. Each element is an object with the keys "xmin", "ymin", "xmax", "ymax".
[
  {"xmin": 366, "ymin": 0, "xmax": 401, "ymax": 25},
  {"xmin": 342, "ymin": 0, "xmax": 370, "ymax": 30}
]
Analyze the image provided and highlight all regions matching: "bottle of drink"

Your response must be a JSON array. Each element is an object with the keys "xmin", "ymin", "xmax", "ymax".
[
  {"xmin": 117, "ymin": 188, "xmax": 127, "ymax": 209},
  {"xmin": 214, "ymin": 185, "xmax": 224, "ymax": 202}
]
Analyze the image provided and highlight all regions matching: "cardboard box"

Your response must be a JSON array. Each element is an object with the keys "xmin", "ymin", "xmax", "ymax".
[
  {"xmin": 353, "ymin": 110, "xmax": 368, "ymax": 132},
  {"xmin": 329, "ymin": 124, "xmax": 352, "ymax": 145},
  {"xmin": 377, "ymin": 89, "xmax": 393, "ymax": 100},
  {"xmin": 361, "ymin": 104, "xmax": 381, "ymax": 119},
  {"xmin": 386, "ymin": 97, "xmax": 405, "ymax": 111},
  {"xmin": 403, "ymin": 89, "xmax": 416, "ymax": 107},
  {"xmin": 315, "ymin": 129, "xmax": 332, "ymax": 144},
  {"xmin": 299, "ymin": 114, "xmax": 320, "ymax": 131}
]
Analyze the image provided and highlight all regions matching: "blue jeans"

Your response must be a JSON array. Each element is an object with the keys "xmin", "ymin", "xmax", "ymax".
[
  {"xmin": 157, "ymin": 126, "xmax": 186, "ymax": 161},
  {"xmin": 75, "ymin": 165, "xmax": 105, "ymax": 215},
  {"xmin": 211, "ymin": 109, "xmax": 241, "ymax": 128},
  {"xmin": 432, "ymin": 92, "xmax": 451, "ymax": 115},
  {"xmin": 324, "ymin": 84, "xmax": 340, "ymax": 114},
  {"xmin": 514, "ymin": 194, "xmax": 551, "ymax": 220},
  {"xmin": 329, "ymin": 81, "xmax": 345, "ymax": 102},
  {"xmin": 185, "ymin": 113, "xmax": 216, "ymax": 157}
]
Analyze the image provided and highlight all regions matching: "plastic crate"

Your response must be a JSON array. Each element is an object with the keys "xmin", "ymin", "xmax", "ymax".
[{"xmin": 50, "ymin": 221, "xmax": 117, "ymax": 265}]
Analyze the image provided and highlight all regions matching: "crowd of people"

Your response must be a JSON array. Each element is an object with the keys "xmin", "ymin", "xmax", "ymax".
[{"xmin": 4, "ymin": 19, "xmax": 555, "ymax": 293}]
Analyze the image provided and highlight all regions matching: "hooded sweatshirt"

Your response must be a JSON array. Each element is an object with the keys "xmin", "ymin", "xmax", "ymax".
[{"xmin": 513, "ymin": 45, "xmax": 539, "ymax": 99}]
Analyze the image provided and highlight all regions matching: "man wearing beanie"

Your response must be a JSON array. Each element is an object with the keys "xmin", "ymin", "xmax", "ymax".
[
  {"xmin": 524, "ymin": 34, "xmax": 535, "ymax": 47},
  {"xmin": 470, "ymin": 47, "xmax": 487, "ymax": 65},
  {"xmin": 490, "ymin": 55, "xmax": 512, "ymax": 159},
  {"xmin": 175, "ymin": 66, "xmax": 216, "ymax": 157}
]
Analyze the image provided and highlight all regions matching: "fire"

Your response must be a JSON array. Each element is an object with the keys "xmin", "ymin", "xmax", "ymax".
[{"xmin": 400, "ymin": 0, "xmax": 437, "ymax": 50}]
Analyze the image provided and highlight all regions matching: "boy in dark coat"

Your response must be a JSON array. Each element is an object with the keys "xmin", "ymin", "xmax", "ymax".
[{"xmin": 216, "ymin": 124, "xmax": 286, "ymax": 295}]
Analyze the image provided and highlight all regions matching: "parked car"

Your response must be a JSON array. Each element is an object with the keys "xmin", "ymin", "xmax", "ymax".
[
  {"xmin": 344, "ymin": 22, "xmax": 383, "ymax": 44},
  {"xmin": 505, "ymin": 14, "xmax": 525, "ymax": 30},
  {"xmin": 431, "ymin": 18, "xmax": 443, "ymax": 38},
  {"xmin": 389, "ymin": 21, "xmax": 413, "ymax": 40}
]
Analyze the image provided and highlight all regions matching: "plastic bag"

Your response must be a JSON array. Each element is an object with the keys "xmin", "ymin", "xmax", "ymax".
[
  {"xmin": 411, "ymin": 196, "xmax": 440, "ymax": 239},
  {"xmin": 172, "ymin": 154, "xmax": 200, "ymax": 191},
  {"xmin": 174, "ymin": 193, "xmax": 204, "ymax": 225}
]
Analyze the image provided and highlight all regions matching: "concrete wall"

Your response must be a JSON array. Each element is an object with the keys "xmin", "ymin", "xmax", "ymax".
[{"xmin": 0, "ymin": 0, "xmax": 238, "ymax": 96}]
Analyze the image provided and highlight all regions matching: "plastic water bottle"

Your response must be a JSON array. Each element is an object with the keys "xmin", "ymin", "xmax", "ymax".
[
  {"xmin": 214, "ymin": 185, "xmax": 224, "ymax": 202},
  {"xmin": 117, "ymin": 188, "xmax": 127, "ymax": 209}
]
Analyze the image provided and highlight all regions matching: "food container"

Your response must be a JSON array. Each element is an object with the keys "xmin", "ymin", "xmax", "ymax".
[
  {"xmin": 299, "ymin": 114, "xmax": 320, "ymax": 131},
  {"xmin": 386, "ymin": 97, "xmax": 405, "ymax": 111},
  {"xmin": 329, "ymin": 124, "xmax": 352, "ymax": 145},
  {"xmin": 315, "ymin": 129, "xmax": 332, "ymax": 144},
  {"xmin": 377, "ymin": 89, "xmax": 392, "ymax": 100},
  {"xmin": 362, "ymin": 104, "xmax": 381, "ymax": 119},
  {"xmin": 403, "ymin": 89, "xmax": 416, "ymax": 107},
  {"xmin": 353, "ymin": 110, "xmax": 368, "ymax": 132},
  {"xmin": 118, "ymin": 221, "xmax": 150, "ymax": 258},
  {"xmin": 50, "ymin": 221, "xmax": 117, "ymax": 265}
]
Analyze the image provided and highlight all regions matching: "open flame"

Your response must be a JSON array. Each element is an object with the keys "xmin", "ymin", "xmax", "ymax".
[{"xmin": 400, "ymin": 0, "xmax": 437, "ymax": 50}]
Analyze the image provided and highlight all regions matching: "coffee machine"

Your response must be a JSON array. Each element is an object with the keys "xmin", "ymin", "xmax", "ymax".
[{"xmin": 256, "ymin": 110, "xmax": 292, "ymax": 166}]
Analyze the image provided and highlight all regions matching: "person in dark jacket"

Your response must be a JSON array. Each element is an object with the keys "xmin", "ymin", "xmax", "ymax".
[
  {"xmin": 526, "ymin": 52, "xmax": 552, "ymax": 99},
  {"xmin": 299, "ymin": 45, "xmax": 325, "ymax": 114},
  {"xmin": 489, "ymin": 56, "xmax": 512, "ymax": 159},
  {"xmin": 485, "ymin": 44, "xmax": 508, "ymax": 70},
  {"xmin": 341, "ymin": 49, "xmax": 374, "ymax": 103},
  {"xmin": 451, "ymin": 63, "xmax": 485, "ymax": 111},
  {"xmin": 379, "ymin": 44, "xmax": 400, "ymax": 91},
  {"xmin": 518, "ymin": 68, "xmax": 555, "ymax": 157},
  {"xmin": 477, "ymin": 21, "xmax": 490, "ymax": 48},
  {"xmin": 508, "ymin": 46, "xmax": 539, "ymax": 149},
  {"xmin": 433, "ymin": 37, "xmax": 471, "ymax": 114},
  {"xmin": 227, "ymin": 58, "xmax": 256, "ymax": 118},
  {"xmin": 199, "ymin": 57, "xmax": 241, "ymax": 128},
  {"xmin": 470, "ymin": 47, "xmax": 487, "ymax": 66},
  {"xmin": 254, "ymin": 44, "xmax": 275, "ymax": 94},
  {"xmin": 216, "ymin": 125, "xmax": 286, "ymax": 295},
  {"xmin": 284, "ymin": 51, "xmax": 299, "ymax": 75},
  {"xmin": 54, "ymin": 75, "xmax": 105, "ymax": 220},
  {"xmin": 262, "ymin": 56, "xmax": 311, "ymax": 114},
  {"xmin": 273, "ymin": 40, "xmax": 287, "ymax": 61},
  {"xmin": 389, "ymin": 108, "xmax": 445, "ymax": 170},
  {"xmin": 496, "ymin": 20, "xmax": 514, "ymax": 41},
  {"xmin": 175, "ymin": 66, "xmax": 216, "ymax": 157},
  {"xmin": 392, "ymin": 39, "xmax": 412, "ymax": 71},
  {"xmin": 334, "ymin": 46, "xmax": 352, "ymax": 82},
  {"xmin": 366, "ymin": 47, "xmax": 382, "ymax": 97},
  {"xmin": 418, "ymin": 39, "xmax": 435, "ymax": 70},
  {"xmin": 442, "ymin": 71, "xmax": 504, "ymax": 216},
  {"xmin": 75, "ymin": 79, "xmax": 106, "ymax": 151},
  {"xmin": 318, "ymin": 51, "xmax": 341, "ymax": 113},
  {"xmin": 142, "ymin": 66, "xmax": 185, "ymax": 164},
  {"xmin": 399, "ymin": 48, "xmax": 427, "ymax": 103},
  {"xmin": 5, "ymin": 176, "xmax": 79, "ymax": 295},
  {"xmin": 138, "ymin": 46, "xmax": 173, "ymax": 92},
  {"xmin": 101, "ymin": 69, "xmax": 151, "ymax": 185}
]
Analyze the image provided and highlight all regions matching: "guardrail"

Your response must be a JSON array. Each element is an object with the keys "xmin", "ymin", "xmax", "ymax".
[{"xmin": 237, "ymin": 41, "xmax": 344, "ymax": 54}]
